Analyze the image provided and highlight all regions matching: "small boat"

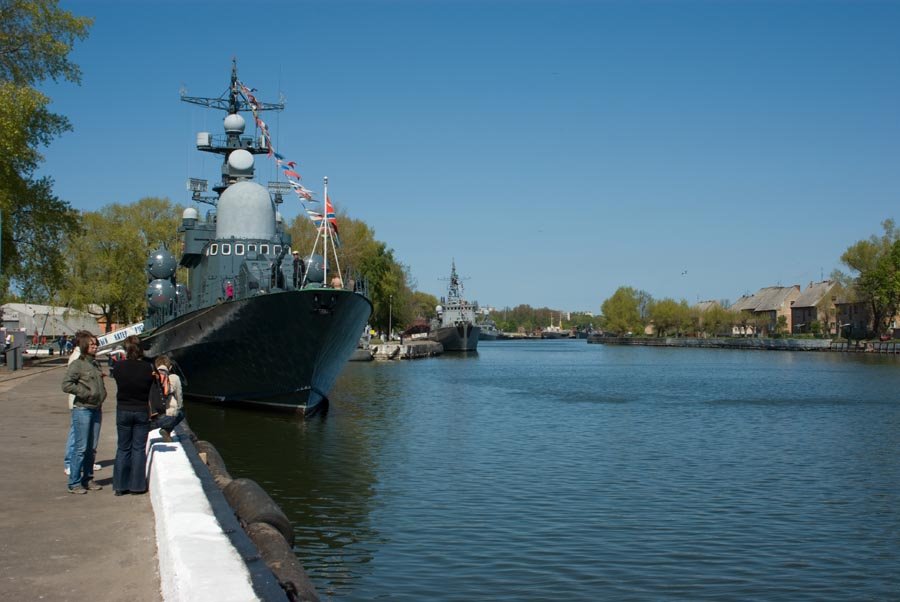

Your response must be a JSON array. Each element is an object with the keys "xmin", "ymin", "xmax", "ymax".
[
  {"xmin": 428, "ymin": 261, "xmax": 480, "ymax": 351},
  {"xmin": 541, "ymin": 314, "xmax": 566, "ymax": 339},
  {"xmin": 477, "ymin": 318, "xmax": 500, "ymax": 341}
]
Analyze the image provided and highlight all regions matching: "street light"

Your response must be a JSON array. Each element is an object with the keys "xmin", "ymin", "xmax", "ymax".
[{"xmin": 388, "ymin": 294, "xmax": 393, "ymax": 342}]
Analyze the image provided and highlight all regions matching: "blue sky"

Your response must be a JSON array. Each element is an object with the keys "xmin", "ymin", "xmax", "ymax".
[{"xmin": 43, "ymin": 0, "xmax": 900, "ymax": 312}]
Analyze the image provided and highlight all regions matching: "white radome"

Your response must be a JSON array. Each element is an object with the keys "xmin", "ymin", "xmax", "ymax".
[
  {"xmin": 223, "ymin": 113, "xmax": 246, "ymax": 133},
  {"xmin": 216, "ymin": 181, "xmax": 275, "ymax": 240},
  {"xmin": 228, "ymin": 149, "xmax": 254, "ymax": 173},
  {"xmin": 183, "ymin": 207, "xmax": 199, "ymax": 220}
]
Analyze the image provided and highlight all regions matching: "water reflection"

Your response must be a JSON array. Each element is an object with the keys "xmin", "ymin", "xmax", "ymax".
[{"xmin": 188, "ymin": 343, "xmax": 900, "ymax": 601}]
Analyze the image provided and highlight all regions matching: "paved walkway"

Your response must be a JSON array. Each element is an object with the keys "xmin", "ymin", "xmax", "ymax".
[{"xmin": 0, "ymin": 359, "xmax": 161, "ymax": 601}]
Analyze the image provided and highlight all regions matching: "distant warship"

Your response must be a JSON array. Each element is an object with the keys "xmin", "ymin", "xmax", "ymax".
[
  {"xmin": 141, "ymin": 62, "xmax": 372, "ymax": 415},
  {"xmin": 428, "ymin": 261, "xmax": 480, "ymax": 352}
]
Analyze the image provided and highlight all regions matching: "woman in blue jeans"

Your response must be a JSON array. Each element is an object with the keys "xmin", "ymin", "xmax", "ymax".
[{"xmin": 111, "ymin": 335, "xmax": 154, "ymax": 496}]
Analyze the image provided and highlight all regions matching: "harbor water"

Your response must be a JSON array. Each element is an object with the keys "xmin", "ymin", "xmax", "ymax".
[{"xmin": 187, "ymin": 340, "xmax": 900, "ymax": 601}]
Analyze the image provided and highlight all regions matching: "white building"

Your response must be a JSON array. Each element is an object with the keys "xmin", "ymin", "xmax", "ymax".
[{"xmin": 2, "ymin": 303, "xmax": 100, "ymax": 339}]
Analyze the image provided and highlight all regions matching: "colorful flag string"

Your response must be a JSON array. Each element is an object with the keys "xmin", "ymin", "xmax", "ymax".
[{"xmin": 236, "ymin": 80, "xmax": 339, "ymax": 239}]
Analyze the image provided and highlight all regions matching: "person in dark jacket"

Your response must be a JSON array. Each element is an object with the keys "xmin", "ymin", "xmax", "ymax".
[
  {"xmin": 111, "ymin": 335, "xmax": 154, "ymax": 496},
  {"xmin": 61, "ymin": 333, "xmax": 106, "ymax": 494}
]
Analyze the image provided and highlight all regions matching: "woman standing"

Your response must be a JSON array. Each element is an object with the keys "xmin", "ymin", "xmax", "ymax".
[
  {"xmin": 61, "ymin": 333, "xmax": 106, "ymax": 494},
  {"xmin": 112, "ymin": 335, "xmax": 154, "ymax": 496}
]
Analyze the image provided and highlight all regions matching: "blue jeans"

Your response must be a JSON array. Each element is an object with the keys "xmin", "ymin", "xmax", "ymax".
[
  {"xmin": 68, "ymin": 408, "xmax": 100, "ymax": 489},
  {"xmin": 65, "ymin": 410, "xmax": 102, "ymax": 471},
  {"xmin": 113, "ymin": 409, "xmax": 150, "ymax": 493},
  {"xmin": 156, "ymin": 411, "xmax": 184, "ymax": 434}
]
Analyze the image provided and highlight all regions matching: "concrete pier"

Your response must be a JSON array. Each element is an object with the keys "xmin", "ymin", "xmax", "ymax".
[
  {"xmin": 0, "ymin": 359, "xmax": 290, "ymax": 601},
  {"xmin": 0, "ymin": 360, "xmax": 161, "ymax": 601},
  {"xmin": 372, "ymin": 340, "xmax": 443, "ymax": 360}
]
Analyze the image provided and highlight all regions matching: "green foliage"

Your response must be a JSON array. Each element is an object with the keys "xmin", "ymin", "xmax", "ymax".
[
  {"xmin": 648, "ymin": 297, "xmax": 692, "ymax": 337},
  {"xmin": 287, "ymin": 211, "xmax": 411, "ymax": 331},
  {"xmin": 839, "ymin": 219, "xmax": 900, "ymax": 336},
  {"xmin": 601, "ymin": 286, "xmax": 647, "ymax": 335},
  {"xmin": 693, "ymin": 304, "xmax": 738, "ymax": 337},
  {"xmin": 0, "ymin": 0, "xmax": 92, "ymax": 87},
  {"xmin": 492, "ymin": 305, "xmax": 573, "ymax": 334},
  {"xmin": 408, "ymin": 290, "xmax": 439, "ymax": 321},
  {"xmin": 0, "ymin": 1, "xmax": 91, "ymax": 299},
  {"xmin": 62, "ymin": 198, "xmax": 181, "ymax": 330},
  {"xmin": 776, "ymin": 315, "xmax": 788, "ymax": 335}
]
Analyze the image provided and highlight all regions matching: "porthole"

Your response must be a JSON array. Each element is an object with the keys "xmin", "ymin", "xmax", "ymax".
[
  {"xmin": 210, "ymin": 244, "xmax": 218, "ymax": 255},
  {"xmin": 221, "ymin": 243, "xmax": 231, "ymax": 255},
  {"xmin": 235, "ymin": 244, "xmax": 245, "ymax": 255},
  {"xmin": 274, "ymin": 245, "xmax": 282, "ymax": 255},
  {"xmin": 260, "ymin": 244, "xmax": 269, "ymax": 255}
]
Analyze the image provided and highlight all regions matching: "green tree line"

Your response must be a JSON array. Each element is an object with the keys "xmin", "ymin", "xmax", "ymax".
[{"xmin": 597, "ymin": 219, "xmax": 900, "ymax": 339}]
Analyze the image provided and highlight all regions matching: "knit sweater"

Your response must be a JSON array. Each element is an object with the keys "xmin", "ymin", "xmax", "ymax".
[{"xmin": 112, "ymin": 358, "xmax": 155, "ymax": 412}]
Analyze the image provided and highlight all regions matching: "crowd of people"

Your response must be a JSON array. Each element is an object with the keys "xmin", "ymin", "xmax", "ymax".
[{"xmin": 61, "ymin": 332, "xmax": 184, "ymax": 495}]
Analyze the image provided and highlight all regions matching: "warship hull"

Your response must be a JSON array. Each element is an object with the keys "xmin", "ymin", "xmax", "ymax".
[
  {"xmin": 143, "ymin": 288, "xmax": 372, "ymax": 415},
  {"xmin": 429, "ymin": 323, "xmax": 481, "ymax": 352}
]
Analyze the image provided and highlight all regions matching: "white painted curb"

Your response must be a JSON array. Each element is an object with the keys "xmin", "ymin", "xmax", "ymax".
[{"xmin": 147, "ymin": 428, "xmax": 261, "ymax": 602}]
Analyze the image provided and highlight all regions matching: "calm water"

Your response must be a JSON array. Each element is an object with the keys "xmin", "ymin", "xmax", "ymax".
[{"xmin": 187, "ymin": 341, "xmax": 900, "ymax": 601}]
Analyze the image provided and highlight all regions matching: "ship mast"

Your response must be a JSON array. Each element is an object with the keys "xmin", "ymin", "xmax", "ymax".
[{"xmin": 181, "ymin": 59, "xmax": 285, "ymax": 198}]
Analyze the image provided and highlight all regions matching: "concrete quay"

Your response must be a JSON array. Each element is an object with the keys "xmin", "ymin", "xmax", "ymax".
[
  {"xmin": 0, "ymin": 360, "xmax": 292, "ymax": 601},
  {"xmin": 372, "ymin": 340, "xmax": 443, "ymax": 359}
]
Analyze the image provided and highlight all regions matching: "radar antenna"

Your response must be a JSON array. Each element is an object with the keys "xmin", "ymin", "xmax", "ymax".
[{"xmin": 180, "ymin": 58, "xmax": 285, "ymax": 114}]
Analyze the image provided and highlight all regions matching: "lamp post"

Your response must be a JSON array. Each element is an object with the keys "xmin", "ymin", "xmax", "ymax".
[
  {"xmin": 388, "ymin": 294, "xmax": 393, "ymax": 342},
  {"xmin": 839, "ymin": 323, "xmax": 852, "ymax": 347}
]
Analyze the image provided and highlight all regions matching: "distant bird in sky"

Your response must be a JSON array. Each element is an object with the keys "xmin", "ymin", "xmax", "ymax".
[{"xmin": 681, "ymin": 270, "xmax": 688, "ymax": 276}]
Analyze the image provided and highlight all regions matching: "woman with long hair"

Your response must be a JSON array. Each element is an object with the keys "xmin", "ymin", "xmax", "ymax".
[{"xmin": 112, "ymin": 335, "xmax": 154, "ymax": 496}]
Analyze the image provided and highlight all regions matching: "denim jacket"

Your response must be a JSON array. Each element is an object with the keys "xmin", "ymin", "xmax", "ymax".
[{"xmin": 62, "ymin": 356, "xmax": 107, "ymax": 409}]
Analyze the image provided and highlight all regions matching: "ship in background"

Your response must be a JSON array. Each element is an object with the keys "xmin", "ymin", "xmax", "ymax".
[
  {"xmin": 141, "ymin": 61, "xmax": 372, "ymax": 415},
  {"xmin": 428, "ymin": 261, "xmax": 480, "ymax": 352}
]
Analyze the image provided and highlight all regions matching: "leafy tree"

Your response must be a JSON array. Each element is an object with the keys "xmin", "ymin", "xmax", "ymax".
[
  {"xmin": 288, "ymin": 211, "xmax": 412, "ymax": 332},
  {"xmin": 5, "ymin": 177, "xmax": 80, "ymax": 301},
  {"xmin": 62, "ymin": 198, "xmax": 181, "ymax": 330},
  {"xmin": 838, "ymin": 219, "xmax": 900, "ymax": 336},
  {"xmin": 0, "ymin": 0, "xmax": 92, "ymax": 298},
  {"xmin": 698, "ymin": 305, "xmax": 738, "ymax": 337},
  {"xmin": 601, "ymin": 286, "xmax": 646, "ymax": 335},
  {"xmin": 408, "ymin": 290, "xmax": 439, "ymax": 321},
  {"xmin": 775, "ymin": 315, "xmax": 788, "ymax": 336},
  {"xmin": 648, "ymin": 298, "xmax": 691, "ymax": 337}
]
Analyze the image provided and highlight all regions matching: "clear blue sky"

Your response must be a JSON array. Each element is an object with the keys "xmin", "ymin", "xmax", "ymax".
[{"xmin": 43, "ymin": 0, "xmax": 900, "ymax": 312}]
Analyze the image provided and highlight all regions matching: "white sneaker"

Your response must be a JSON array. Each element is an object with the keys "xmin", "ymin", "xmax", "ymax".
[
  {"xmin": 64, "ymin": 466, "xmax": 70, "ymax": 476},
  {"xmin": 93, "ymin": 464, "xmax": 101, "ymax": 471}
]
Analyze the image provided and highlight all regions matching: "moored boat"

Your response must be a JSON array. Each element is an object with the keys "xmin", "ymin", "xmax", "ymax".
[
  {"xmin": 428, "ymin": 261, "xmax": 480, "ymax": 352},
  {"xmin": 141, "ymin": 61, "xmax": 372, "ymax": 415},
  {"xmin": 477, "ymin": 318, "xmax": 500, "ymax": 341}
]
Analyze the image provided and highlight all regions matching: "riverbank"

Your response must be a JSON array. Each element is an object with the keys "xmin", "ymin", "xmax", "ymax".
[
  {"xmin": 0, "ymin": 360, "xmax": 300, "ymax": 601},
  {"xmin": 589, "ymin": 335, "xmax": 900, "ymax": 353},
  {"xmin": 0, "ymin": 360, "xmax": 161, "ymax": 601}
]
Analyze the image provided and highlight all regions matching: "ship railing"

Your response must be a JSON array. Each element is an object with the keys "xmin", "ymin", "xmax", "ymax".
[{"xmin": 198, "ymin": 133, "xmax": 262, "ymax": 152}]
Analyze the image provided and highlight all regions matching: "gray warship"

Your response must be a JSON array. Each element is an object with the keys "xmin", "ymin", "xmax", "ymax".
[
  {"xmin": 142, "ymin": 62, "xmax": 372, "ymax": 415},
  {"xmin": 428, "ymin": 261, "xmax": 480, "ymax": 352}
]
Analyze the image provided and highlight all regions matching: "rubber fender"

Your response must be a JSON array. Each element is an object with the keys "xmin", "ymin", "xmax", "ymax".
[
  {"xmin": 246, "ymin": 522, "xmax": 319, "ymax": 602},
  {"xmin": 195, "ymin": 440, "xmax": 233, "ymax": 489},
  {"xmin": 223, "ymin": 477, "xmax": 295, "ymax": 546}
]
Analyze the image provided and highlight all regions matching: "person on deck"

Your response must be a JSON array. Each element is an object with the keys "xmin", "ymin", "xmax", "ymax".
[
  {"xmin": 111, "ymin": 335, "xmax": 154, "ymax": 496},
  {"xmin": 292, "ymin": 251, "xmax": 305, "ymax": 288}
]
